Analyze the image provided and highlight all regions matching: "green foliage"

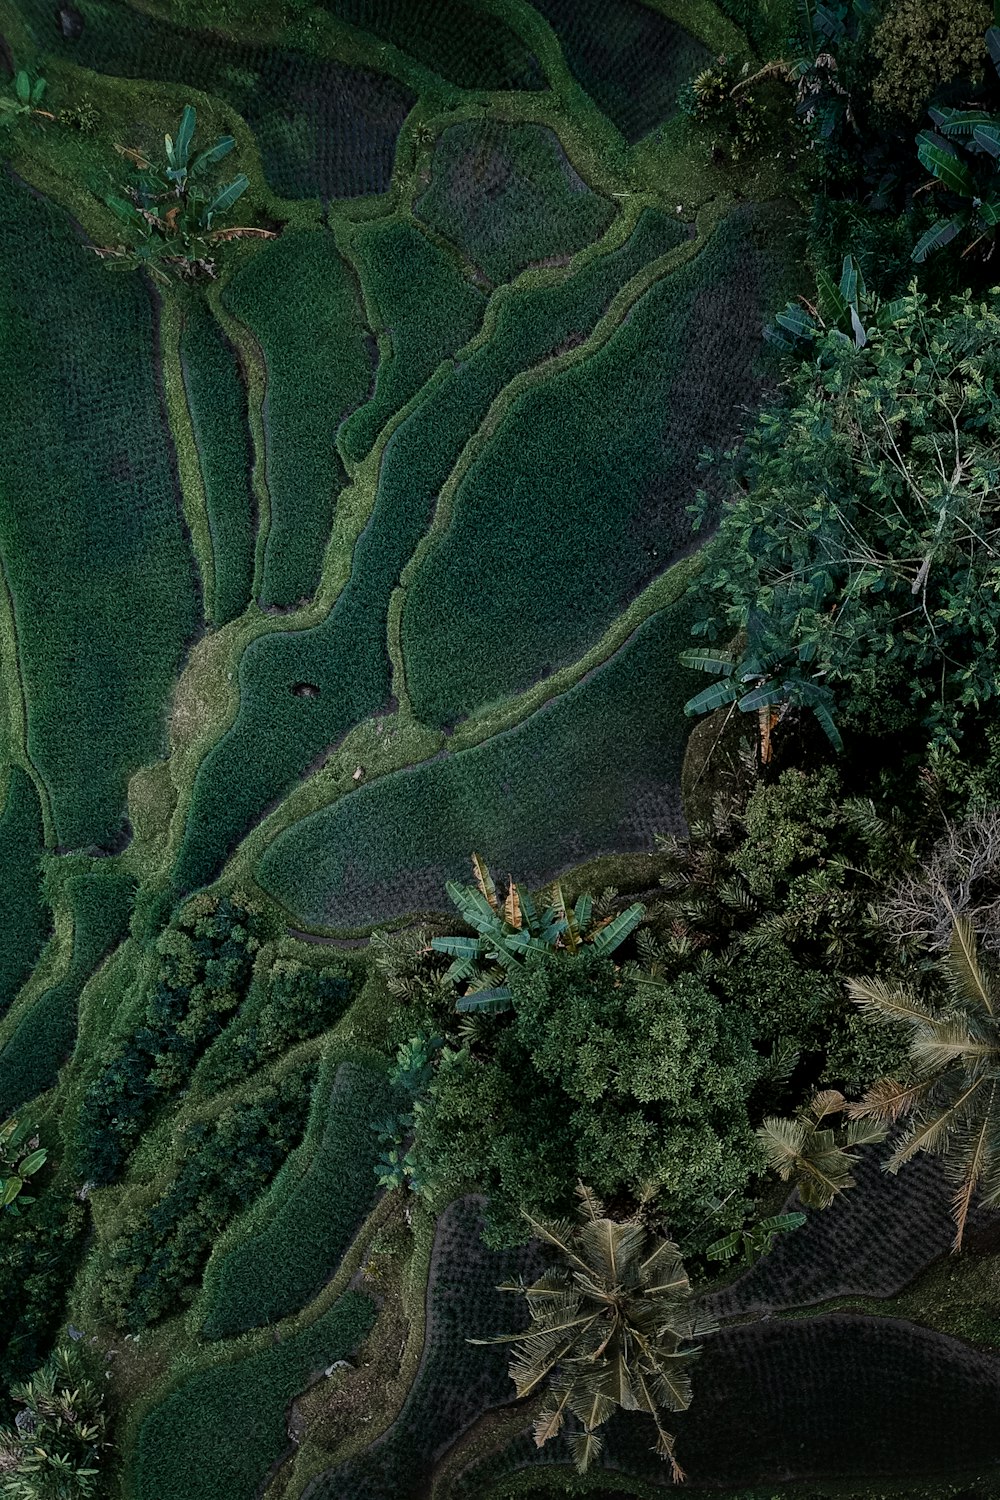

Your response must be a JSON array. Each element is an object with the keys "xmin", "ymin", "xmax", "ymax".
[
  {"xmin": 850, "ymin": 916, "xmax": 1000, "ymax": 1247},
  {"xmin": 258, "ymin": 600, "xmax": 700, "ymax": 929},
  {"xmin": 0, "ymin": 771, "xmax": 49, "ymax": 1023},
  {"xmin": 0, "ymin": 1195, "xmax": 87, "ymax": 1403},
  {"xmin": 338, "ymin": 218, "xmax": 486, "ymax": 465},
  {"xmin": 96, "ymin": 1068, "xmax": 314, "ymax": 1331},
  {"xmin": 222, "ymin": 228, "xmax": 373, "ymax": 606},
  {"xmin": 528, "ymin": 0, "xmax": 710, "ymax": 143},
  {"xmin": 416, "ymin": 121, "xmax": 614, "ymax": 285},
  {"xmin": 194, "ymin": 955, "xmax": 355, "ymax": 1093},
  {"xmin": 76, "ymin": 893, "xmax": 263, "ymax": 1185},
  {"xmin": 477, "ymin": 1185, "xmax": 706, "ymax": 1477},
  {"xmin": 706, "ymin": 1210, "xmax": 807, "ymax": 1267},
  {"xmin": 134, "ymin": 1291, "xmax": 374, "ymax": 1500},
  {"xmin": 433, "ymin": 854, "xmax": 643, "ymax": 1013},
  {"xmin": 0, "ymin": 1344, "xmax": 109, "ymax": 1500},
  {"xmin": 100, "ymin": 105, "xmax": 257, "ymax": 284},
  {"xmin": 403, "ymin": 201, "xmax": 799, "ymax": 729},
  {"xmin": 872, "ymin": 0, "xmax": 991, "ymax": 119},
  {"xmin": 0, "ymin": 1118, "xmax": 47, "ymax": 1216},
  {"xmin": 0, "ymin": 173, "xmax": 199, "ymax": 851},
  {"xmin": 371, "ymin": 1031, "xmax": 441, "ymax": 1193},
  {"xmin": 178, "ymin": 297, "xmax": 255, "ymax": 626},
  {"xmin": 687, "ymin": 282, "xmax": 1000, "ymax": 750},
  {"xmin": 200, "ymin": 1058, "xmax": 395, "ymax": 1338},
  {"xmin": 0, "ymin": 872, "xmax": 135, "ymax": 1119},
  {"xmin": 0, "ymin": 69, "xmax": 49, "ymax": 124},
  {"xmin": 412, "ymin": 951, "xmax": 763, "ymax": 1245},
  {"xmin": 757, "ymin": 1089, "xmax": 886, "ymax": 1208}
]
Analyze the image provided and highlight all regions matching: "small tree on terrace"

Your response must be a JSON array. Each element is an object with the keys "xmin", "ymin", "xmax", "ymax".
[
  {"xmin": 474, "ymin": 1184, "xmax": 711, "ymax": 1478},
  {"xmin": 849, "ymin": 915, "xmax": 1000, "ymax": 1248}
]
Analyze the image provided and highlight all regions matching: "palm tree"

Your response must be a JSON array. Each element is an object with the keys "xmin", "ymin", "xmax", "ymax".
[
  {"xmin": 848, "ymin": 915, "xmax": 1000, "ymax": 1248},
  {"xmin": 757, "ymin": 1090, "xmax": 886, "ymax": 1209},
  {"xmin": 472, "ymin": 1184, "xmax": 711, "ymax": 1479}
]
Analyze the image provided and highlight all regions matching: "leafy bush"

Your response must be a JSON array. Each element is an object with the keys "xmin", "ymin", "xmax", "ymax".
[
  {"xmin": 0, "ymin": 1196, "xmax": 87, "ymax": 1401},
  {"xmin": 222, "ymin": 230, "xmax": 373, "ymax": 607},
  {"xmin": 200, "ymin": 1058, "xmax": 395, "ymax": 1337},
  {"xmin": 97, "ymin": 1069, "xmax": 314, "ymax": 1331},
  {"xmin": 0, "ymin": 1344, "xmax": 109, "ymax": 1500},
  {"xmin": 76, "ymin": 893, "xmax": 263, "ymax": 1186},
  {"xmin": 0, "ymin": 873, "xmax": 135, "ymax": 1119},
  {"xmin": 412, "ymin": 950, "xmax": 764, "ymax": 1245},
  {"xmin": 134, "ymin": 1291, "xmax": 374, "ymax": 1500},
  {"xmin": 872, "ymin": 0, "xmax": 991, "ymax": 119},
  {"xmin": 0, "ymin": 172, "xmax": 199, "ymax": 851},
  {"xmin": 178, "ymin": 297, "xmax": 255, "ymax": 626},
  {"xmin": 194, "ymin": 955, "xmax": 355, "ymax": 1093},
  {"xmin": 0, "ymin": 771, "xmax": 49, "ymax": 1022},
  {"xmin": 686, "ymin": 283, "xmax": 1000, "ymax": 751},
  {"xmin": 415, "ymin": 120, "xmax": 615, "ymax": 284}
]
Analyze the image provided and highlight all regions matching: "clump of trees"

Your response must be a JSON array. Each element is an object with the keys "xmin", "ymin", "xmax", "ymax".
[{"xmin": 0, "ymin": 1343, "xmax": 109, "ymax": 1499}]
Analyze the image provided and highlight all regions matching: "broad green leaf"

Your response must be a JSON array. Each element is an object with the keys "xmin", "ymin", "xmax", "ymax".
[
  {"xmin": 977, "ymin": 196, "xmax": 1000, "ymax": 227},
  {"xmin": 15, "ymin": 71, "xmax": 30, "ymax": 105},
  {"xmin": 972, "ymin": 123, "xmax": 1000, "ymax": 158},
  {"xmin": 589, "ymin": 903, "xmax": 644, "ymax": 956},
  {"xmin": 191, "ymin": 135, "xmax": 236, "ymax": 175},
  {"xmin": 677, "ymin": 648, "xmax": 735, "ymax": 676},
  {"xmin": 30, "ymin": 77, "xmax": 46, "ymax": 105},
  {"xmin": 930, "ymin": 107, "xmax": 994, "ymax": 137},
  {"xmin": 988, "ymin": 25, "xmax": 1000, "ymax": 80},
  {"xmin": 206, "ymin": 173, "xmax": 249, "ymax": 220},
  {"xmin": 454, "ymin": 987, "xmax": 512, "ymax": 1014},
  {"xmin": 174, "ymin": 104, "xmax": 196, "ymax": 169},
  {"xmin": 911, "ymin": 216, "xmax": 964, "ymax": 263},
  {"xmin": 816, "ymin": 266, "xmax": 847, "ymax": 326},
  {"xmin": 916, "ymin": 132, "xmax": 974, "ymax": 197},
  {"xmin": 683, "ymin": 678, "xmax": 740, "ymax": 716},
  {"xmin": 18, "ymin": 1149, "xmax": 46, "ymax": 1178}
]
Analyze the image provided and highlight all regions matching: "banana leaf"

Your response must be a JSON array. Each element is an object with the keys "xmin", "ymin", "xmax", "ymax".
[
  {"xmin": 978, "ymin": 196, "xmax": 1000, "ymax": 226},
  {"xmin": 206, "ymin": 174, "xmax": 249, "ymax": 221},
  {"xmin": 191, "ymin": 135, "xmax": 235, "ymax": 176},
  {"xmin": 677, "ymin": 648, "xmax": 735, "ymax": 676},
  {"xmin": 455, "ymin": 986, "xmax": 512, "ymax": 1014},
  {"xmin": 988, "ymin": 24, "xmax": 1000, "ymax": 80},
  {"xmin": 17, "ymin": 1149, "xmax": 46, "ymax": 1178},
  {"xmin": 930, "ymin": 107, "xmax": 995, "ymax": 137},
  {"xmin": 15, "ymin": 71, "xmax": 30, "ymax": 105},
  {"xmin": 911, "ymin": 215, "xmax": 965, "ymax": 263},
  {"xmin": 590, "ymin": 903, "xmax": 645, "ymax": 956},
  {"xmin": 916, "ymin": 132, "xmax": 975, "ymax": 197},
  {"xmin": 973, "ymin": 123, "xmax": 1000, "ymax": 158},
  {"xmin": 683, "ymin": 678, "xmax": 741, "ymax": 716}
]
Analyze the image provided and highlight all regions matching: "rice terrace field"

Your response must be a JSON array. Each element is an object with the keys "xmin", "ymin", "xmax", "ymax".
[{"xmin": 9, "ymin": 0, "xmax": 1000, "ymax": 1496}]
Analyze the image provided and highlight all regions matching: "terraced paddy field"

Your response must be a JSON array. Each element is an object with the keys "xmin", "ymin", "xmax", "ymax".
[{"xmin": 7, "ymin": 1, "xmax": 998, "ymax": 1497}]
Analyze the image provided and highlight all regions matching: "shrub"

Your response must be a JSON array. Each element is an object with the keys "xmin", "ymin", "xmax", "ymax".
[
  {"xmin": 0, "ymin": 1343, "xmax": 109, "ymax": 1500},
  {"xmin": 97, "ymin": 1068, "xmax": 315, "ymax": 1331},
  {"xmin": 0, "ymin": 1196, "xmax": 87, "ymax": 1401},
  {"xmin": 76, "ymin": 893, "xmax": 263, "ymax": 1185},
  {"xmin": 872, "ymin": 0, "xmax": 991, "ymax": 119}
]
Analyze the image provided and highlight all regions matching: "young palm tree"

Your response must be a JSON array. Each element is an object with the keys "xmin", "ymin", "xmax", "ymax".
[
  {"xmin": 848, "ymin": 915, "xmax": 1000, "ymax": 1248},
  {"xmin": 472, "ymin": 1184, "xmax": 711, "ymax": 1479},
  {"xmin": 757, "ymin": 1090, "xmax": 886, "ymax": 1209}
]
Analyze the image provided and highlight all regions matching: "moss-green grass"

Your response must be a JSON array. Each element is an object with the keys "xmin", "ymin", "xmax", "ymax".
[
  {"xmin": 199, "ymin": 1056, "xmax": 395, "ymax": 1339},
  {"xmin": 0, "ymin": 768, "xmax": 50, "ymax": 1020},
  {"xmin": 0, "ymin": 869, "xmax": 135, "ymax": 1116},
  {"xmin": 0, "ymin": 172, "xmax": 200, "ymax": 852},
  {"xmin": 133, "ymin": 1290, "xmax": 374, "ymax": 1500},
  {"xmin": 223, "ymin": 229, "xmax": 373, "ymax": 607},
  {"xmin": 258, "ymin": 594, "xmax": 700, "ymax": 928},
  {"xmin": 402, "ymin": 200, "xmax": 800, "ymax": 728}
]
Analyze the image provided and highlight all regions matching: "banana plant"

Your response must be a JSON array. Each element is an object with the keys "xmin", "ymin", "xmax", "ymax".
[
  {"xmin": 432, "ymin": 854, "xmax": 645, "ymax": 1015},
  {"xmin": 680, "ymin": 638, "xmax": 843, "ymax": 761},
  {"xmin": 0, "ymin": 68, "xmax": 54, "ymax": 124},
  {"xmin": 97, "ymin": 104, "xmax": 273, "ymax": 284},
  {"xmin": 767, "ymin": 253, "xmax": 909, "ymax": 353},
  {"xmin": 706, "ymin": 1211, "xmax": 807, "ymax": 1268},
  {"xmin": 911, "ymin": 26, "xmax": 1000, "ymax": 261},
  {"xmin": 0, "ymin": 1116, "xmax": 47, "ymax": 1214}
]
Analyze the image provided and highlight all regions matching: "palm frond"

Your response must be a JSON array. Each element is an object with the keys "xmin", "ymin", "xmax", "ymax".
[{"xmin": 947, "ymin": 914, "xmax": 997, "ymax": 1016}]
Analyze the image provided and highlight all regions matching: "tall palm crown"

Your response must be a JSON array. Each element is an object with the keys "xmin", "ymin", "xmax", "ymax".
[
  {"xmin": 848, "ymin": 916, "xmax": 1000, "ymax": 1248},
  {"xmin": 474, "ymin": 1184, "xmax": 710, "ymax": 1478}
]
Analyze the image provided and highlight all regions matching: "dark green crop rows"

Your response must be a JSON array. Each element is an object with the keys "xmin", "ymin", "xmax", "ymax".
[
  {"xmin": 339, "ymin": 217, "xmax": 486, "ymax": 465},
  {"xmin": 179, "ymin": 298, "xmax": 256, "ymax": 626},
  {"xmin": 403, "ymin": 201, "xmax": 799, "ymax": 728},
  {"xmin": 320, "ymin": 0, "xmax": 544, "ymax": 89},
  {"xmin": 416, "ymin": 119, "xmax": 614, "ymax": 284},
  {"xmin": 0, "ymin": 870, "xmax": 135, "ymax": 1118},
  {"xmin": 134, "ymin": 1291, "xmax": 375, "ymax": 1500},
  {"xmin": 223, "ymin": 230, "xmax": 373, "ymax": 607},
  {"xmin": 528, "ymin": 0, "xmax": 711, "ymax": 142},
  {"xmin": 174, "ymin": 208, "xmax": 683, "ymax": 892},
  {"xmin": 0, "ymin": 769, "xmax": 49, "ymax": 1021},
  {"xmin": 201, "ymin": 1059, "xmax": 395, "ymax": 1338},
  {"xmin": 313, "ymin": 1198, "xmax": 538, "ymax": 1500},
  {"xmin": 259, "ymin": 597, "xmax": 699, "ymax": 928},
  {"xmin": 0, "ymin": 173, "xmax": 199, "ymax": 852}
]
